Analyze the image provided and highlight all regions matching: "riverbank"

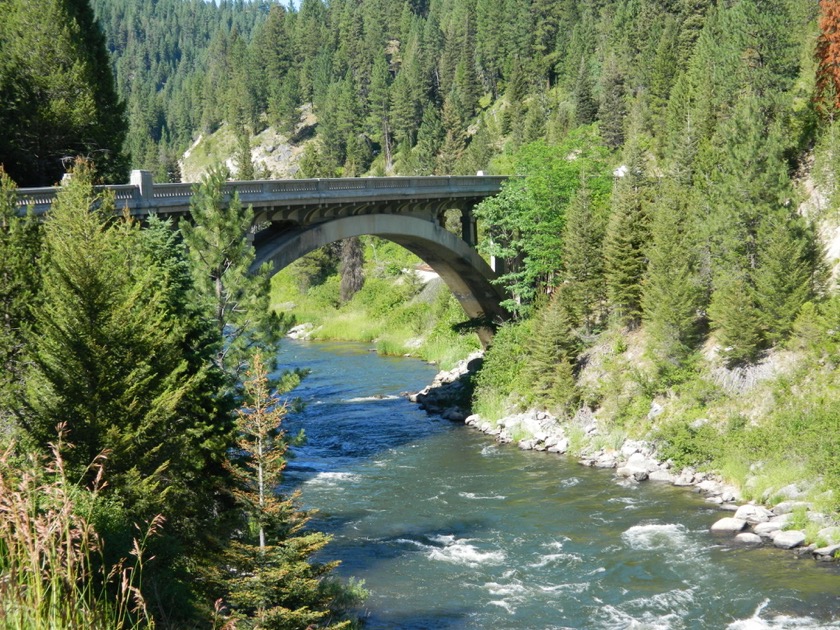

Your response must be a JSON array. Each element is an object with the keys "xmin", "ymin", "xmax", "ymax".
[{"xmin": 410, "ymin": 355, "xmax": 840, "ymax": 564}]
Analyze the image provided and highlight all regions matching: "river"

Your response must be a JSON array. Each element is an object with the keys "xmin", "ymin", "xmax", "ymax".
[{"xmin": 277, "ymin": 340, "xmax": 840, "ymax": 629}]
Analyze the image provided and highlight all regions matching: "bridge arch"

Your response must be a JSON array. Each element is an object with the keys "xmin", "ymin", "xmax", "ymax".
[{"xmin": 250, "ymin": 214, "xmax": 507, "ymax": 345}]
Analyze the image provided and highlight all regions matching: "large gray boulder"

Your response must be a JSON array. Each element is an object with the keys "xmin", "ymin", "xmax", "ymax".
[
  {"xmin": 733, "ymin": 504, "xmax": 773, "ymax": 524},
  {"xmin": 773, "ymin": 530, "xmax": 806, "ymax": 549},
  {"xmin": 710, "ymin": 518, "xmax": 747, "ymax": 533}
]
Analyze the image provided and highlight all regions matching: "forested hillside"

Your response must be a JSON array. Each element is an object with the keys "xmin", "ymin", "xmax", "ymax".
[{"xmin": 92, "ymin": 0, "xmax": 826, "ymax": 183}]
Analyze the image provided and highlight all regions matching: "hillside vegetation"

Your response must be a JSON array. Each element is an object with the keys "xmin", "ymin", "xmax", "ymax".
[{"xmin": 87, "ymin": 0, "xmax": 840, "ymax": 511}]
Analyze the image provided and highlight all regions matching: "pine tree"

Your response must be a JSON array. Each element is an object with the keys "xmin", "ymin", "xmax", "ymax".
[
  {"xmin": 222, "ymin": 353, "xmax": 354, "ymax": 629},
  {"xmin": 604, "ymin": 141, "xmax": 650, "ymax": 325},
  {"xmin": 234, "ymin": 127, "xmax": 256, "ymax": 180},
  {"xmin": 598, "ymin": 57, "xmax": 627, "ymax": 150},
  {"xmin": 414, "ymin": 104, "xmax": 444, "ymax": 175},
  {"xmin": 366, "ymin": 55, "xmax": 394, "ymax": 171},
  {"xmin": 527, "ymin": 289, "xmax": 579, "ymax": 412},
  {"xmin": 0, "ymin": 0, "xmax": 128, "ymax": 185},
  {"xmin": 641, "ymin": 181, "xmax": 704, "ymax": 361},
  {"xmin": 22, "ymin": 160, "xmax": 235, "ymax": 563},
  {"xmin": 573, "ymin": 57, "xmax": 598, "ymax": 126},
  {"xmin": 708, "ymin": 274, "xmax": 764, "ymax": 366},
  {"xmin": 816, "ymin": 0, "xmax": 840, "ymax": 114},
  {"xmin": 0, "ymin": 168, "xmax": 41, "ymax": 416},
  {"xmin": 562, "ymin": 182, "xmax": 606, "ymax": 334},
  {"xmin": 752, "ymin": 215, "xmax": 819, "ymax": 344},
  {"xmin": 180, "ymin": 166, "xmax": 282, "ymax": 380},
  {"xmin": 437, "ymin": 93, "xmax": 467, "ymax": 174}
]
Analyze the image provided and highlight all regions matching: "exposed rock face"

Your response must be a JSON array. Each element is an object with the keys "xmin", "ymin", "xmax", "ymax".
[{"xmin": 409, "ymin": 352, "xmax": 483, "ymax": 419}]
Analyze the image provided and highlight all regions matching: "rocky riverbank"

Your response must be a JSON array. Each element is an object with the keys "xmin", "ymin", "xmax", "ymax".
[{"xmin": 410, "ymin": 355, "xmax": 840, "ymax": 563}]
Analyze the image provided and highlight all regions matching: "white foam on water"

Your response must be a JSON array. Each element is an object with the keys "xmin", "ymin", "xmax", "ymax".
[
  {"xmin": 480, "ymin": 444, "xmax": 499, "ymax": 456},
  {"xmin": 393, "ymin": 538, "xmax": 435, "ymax": 551},
  {"xmin": 529, "ymin": 552, "xmax": 583, "ymax": 568},
  {"xmin": 545, "ymin": 539, "xmax": 568, "ymax": 550},
  {"xmin": 344, "ymin": 395, "xmax": 399, "ymax": 402},
  {"xmin": 559, "ymin": 477, "xmax": 581, "ymax": 488},
  {"xmin": 427, "ymin": 535, "xmax": 506, "ymax": 568},
  {"xmin": 484, "ymin": 581, "xmax": 528, "ymax": 597},
  {"xmin": 623, "ymin": 588, "xmax": 697, "ymax": 613},
  {"xmin": 621, "ymin": 523, "xmax": 689, "ymax": 551},
  {"xmin": 459, "ymin": 492, "xmax": 507, "ymax": 500},
  {"xmin": 489, "ymin": 599, "xmax": 516, "ymax": 614},
  {"xmin": 539, "ymin": 582, "xmax": 589, "ymax": 595},
  {"xmin": 305, "ymin": 471, "xmax": 361, "ymax": 486},
  {"xmin": 726, "ymin": 600, "xmax": 840, "ymax": 629},
  {"xmin": 596, "ymin": 604, "xmax": 685, "ymax": 630}
]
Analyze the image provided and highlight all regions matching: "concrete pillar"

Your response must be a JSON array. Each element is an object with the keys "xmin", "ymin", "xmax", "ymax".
[
  {"xmin": 130, "ymin": 170, "xmax": 154, "ymax": 204},
  {"xmin": 461, "ymin": 206, "xmax": 478, "ymax": 246}
]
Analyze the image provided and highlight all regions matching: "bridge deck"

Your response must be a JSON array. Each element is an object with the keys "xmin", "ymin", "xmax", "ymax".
[{"xmin": 15, "ymin": 173, "xmax": 507, "ymax": 217}]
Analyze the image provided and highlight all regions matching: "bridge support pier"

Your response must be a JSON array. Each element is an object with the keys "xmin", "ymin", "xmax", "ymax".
[{"xmin": 461, "ymin": 207, "xmax": 478, "ymax": 247}]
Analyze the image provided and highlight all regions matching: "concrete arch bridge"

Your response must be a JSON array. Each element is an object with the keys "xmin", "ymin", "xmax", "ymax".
[{"xmin": 16, "ymin": 171, "xmax": 509, "ymax": 343}]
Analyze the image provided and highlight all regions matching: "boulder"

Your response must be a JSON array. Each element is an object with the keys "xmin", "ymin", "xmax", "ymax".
[
  {"xmin": 547, "ymin": 438, "xmax": 569, "ymax": 454},
  {"xmin": 697, "ymin": 479, "xmax": 724, "ymax": 495},
  {"xmin": 441, "ymin": 407, "xmax": 467, "ymax": 421},
  {"xmin": 593, "ymin": 452, "xmax": 617, "ymax": 468},
  {"xmin": 518, "ymin": 439, "xmax": 536, "ymax": 450},
  {"xmin": 673, "ymin": 469, "xmax": 696, "ymax": 487},
  {"xmin": 733, "ymin": 504, "xmax": 773, "ymax": 524},
  {"xmin": 812, "ymin": 544, "xmax": 840, "ymax": 562},
  {"xmin": 817, "ymin": 526, "xmax": 840, "ymax": 546},
  {"xmin": 648, "ymin": 470, "xmax": 676, "ymax": 483},
  {"xmin": 710, "ymin": 518, "xmax": 747, "ymax": 533},
  {"xmin": 754, "ymin": 521, "xmax": 783, "ymax": 538},
  {"xmin": 735, "ymin": 533, "xmax": 762, "ymax": 544},
  {"xmin": 773, "ymin": 501, "xmax": 810, "ymax": 515},
  {"xmin": 773, "ymin": 530, "xmax": 806, "ymax": 549}
]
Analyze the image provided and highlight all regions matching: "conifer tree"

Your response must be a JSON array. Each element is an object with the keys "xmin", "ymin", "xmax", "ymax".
[
  {"xmin": 414, "ymin": 105, "xmax": 444, "ymax": 175},
  {"xmin": 573, "ymin": 58, "xmax": 598, "ymax": 126},
  {"xmin": 367, "ymin": 56, "xmax": 394, "ymax": 171},
  {"xmin": 527, "ymin": 288, "xmax": 579, "ymax": 412},
  {"xmin": 642, "ymin": 181, "xmax": 704, "ymax": 361},
  {"xmin": 604, "ymin": 140, "xmax": 650, "ymax": 325},
  {"xmin": 562, "ymin": 182, "xmax": 606, "ymax": 334},
  {"xmin": 0, "ymin": 0, "xmax": 128, "ymax": 185},
  {"xmin": 222, "ymin": 352, "xmax": 354, "ymax": 629},
  {"xmin": 437, "ymin": 94, "xmax": 467, "ymax": 174},
  {"xmin": 752, "ymin": 215, "xmax": 820, "ymax": 344},
  {"xmin": 181, "ymin": 166, "xmax": 282, "ymax": 380},
  {"xmin": 598, "ymin": 57, "xmax": 627, "ymax": 149},
  {"xmin": 708, "ymin": 274, "xmax": 764, "ymax": 366},
  {"xmin": 22, "ymin": 161, "xmax": 235, "ymax": 566},
  {"xmin": 0, "ymin": 168, "xmax": 41, "ymax": 416},
  {"xmin": 816, "ymin": 0, "xmax": 840, "ymax": 114}
]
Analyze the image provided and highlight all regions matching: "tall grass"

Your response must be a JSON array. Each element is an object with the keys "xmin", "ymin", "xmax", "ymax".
[{"xmin": 0, "ymin": 426, "xmax": 158, "ymax": 629}]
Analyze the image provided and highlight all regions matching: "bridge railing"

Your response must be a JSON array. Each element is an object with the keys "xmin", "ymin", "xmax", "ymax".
[{"xmin": 15, "ymin": 172, "xmax": 507, "ymax": 215}]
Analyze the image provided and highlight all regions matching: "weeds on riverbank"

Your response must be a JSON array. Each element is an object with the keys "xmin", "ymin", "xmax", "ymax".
[{"xmin": 0, "ymin": 426, "xmax": 156, "ymax": 629}]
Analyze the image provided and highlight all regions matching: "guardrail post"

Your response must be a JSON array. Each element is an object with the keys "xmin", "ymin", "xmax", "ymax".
[{"xmin": 130, "ymin": 170, "xmax": 153, "ymax": 205}]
